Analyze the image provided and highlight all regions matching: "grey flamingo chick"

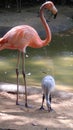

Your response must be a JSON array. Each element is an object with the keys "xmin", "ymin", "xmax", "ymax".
[{"xmin": 40, "ymin": 75, "xmax": 55, "ymax": 112}]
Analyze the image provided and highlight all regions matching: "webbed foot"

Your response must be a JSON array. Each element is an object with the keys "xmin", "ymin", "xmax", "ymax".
[
  {"xmin": 48, "ymin": 107, "xmax": 54, "ymax": 112},
  {"xmin": 25, "ymin": 103, "xmax": 33, "ymax": 108},
  {"xmin": 39, "ymin": 106, "xmax": 45, "ymax": 110}
]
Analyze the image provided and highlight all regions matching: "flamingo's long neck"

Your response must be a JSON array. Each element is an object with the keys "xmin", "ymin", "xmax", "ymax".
[{"xmin": 40, "ymin": 5, "xmax": 51, "ymax": 46}]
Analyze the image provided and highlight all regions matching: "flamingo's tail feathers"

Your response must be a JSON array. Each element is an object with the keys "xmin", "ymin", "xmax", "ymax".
[
  {"xmin": 0, "ymin": 38, "xmax": 7, "ymax": 50},
  {"xmin": 0, "ymin": 38, "xmax": 6, "ymax": 44}
]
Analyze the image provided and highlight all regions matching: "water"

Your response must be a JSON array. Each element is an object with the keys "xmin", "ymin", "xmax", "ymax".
[{"xmin": 26, "ymin": 48, "xmax": 73, "ymax": 88}]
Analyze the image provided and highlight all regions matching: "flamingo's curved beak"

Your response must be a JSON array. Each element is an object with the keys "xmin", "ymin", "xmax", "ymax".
[{"xmin": 54, "ymin": 12, "xmax": 57, "ymax": 19}]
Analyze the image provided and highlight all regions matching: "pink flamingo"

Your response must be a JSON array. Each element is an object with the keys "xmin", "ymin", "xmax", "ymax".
[{"xmin": 0, "ymin": 1, "xmax": 57, "ymax": 107}]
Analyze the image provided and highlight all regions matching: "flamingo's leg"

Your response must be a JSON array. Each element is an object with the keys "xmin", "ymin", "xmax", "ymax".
[
  {"xmin": 39, "ymin": 94, "xmax": 45, "ymax": 110},
  {"xmin": 16, "ymin": 51, "xmax": 21, "ymax": 105},
  {"xmin": 21, "ymin": 52, "xmax": 28, "ymax": 107}
]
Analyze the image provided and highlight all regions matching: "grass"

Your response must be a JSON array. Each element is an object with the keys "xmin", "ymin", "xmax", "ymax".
[{"xmin": 0, "ymin": 29, "xmax": 73, "ymax": 91}]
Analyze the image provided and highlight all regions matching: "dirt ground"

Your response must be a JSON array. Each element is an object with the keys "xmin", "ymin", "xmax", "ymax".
[
  {"xmin": 0, "ymin": 4, "xmax": 73, "ymax": 130},
  {"xmin": 0, "ymin": 87, "xmax": 73, "ymax": 130}
]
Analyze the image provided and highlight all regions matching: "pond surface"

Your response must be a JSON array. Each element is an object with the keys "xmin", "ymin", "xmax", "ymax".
[{"xmin": 0, "ymin": 29, "xmax": 73, "ymax": 91}]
